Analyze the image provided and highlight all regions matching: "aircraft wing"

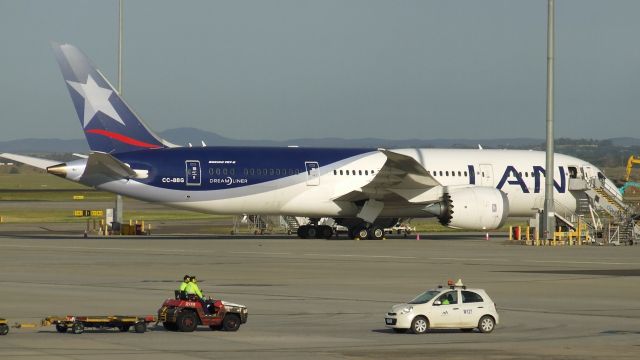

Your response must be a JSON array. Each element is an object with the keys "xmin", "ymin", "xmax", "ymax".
[
  {"xmin": 0, "ymin": 153, "xmax": 60, "ymax": 170},
  {"xmin": 333, "ymin": 149, "xmax": 443, "ymax": 204}
]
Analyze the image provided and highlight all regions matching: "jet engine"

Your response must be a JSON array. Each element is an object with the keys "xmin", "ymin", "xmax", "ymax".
[{"xmin": 423, "ymin": 186, "xmax": 509, "ymax": 230}]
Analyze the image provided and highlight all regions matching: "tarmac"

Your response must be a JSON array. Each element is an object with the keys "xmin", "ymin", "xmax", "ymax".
[{"xmin": 0, "ymin": 224, "xmax": 639, "ymax": 360}]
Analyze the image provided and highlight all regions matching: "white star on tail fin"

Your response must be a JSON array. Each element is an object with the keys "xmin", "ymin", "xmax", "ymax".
[{"xmin": 66, "ymin": 74, "xmax": 124, "ymax": 127}]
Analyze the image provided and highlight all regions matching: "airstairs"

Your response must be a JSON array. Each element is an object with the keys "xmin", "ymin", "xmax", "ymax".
[{"xmin": 557, "ymin": 173, "xmax": 639, "ymax": 245}]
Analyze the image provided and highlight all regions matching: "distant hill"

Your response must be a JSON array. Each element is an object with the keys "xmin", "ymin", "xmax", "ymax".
[
  {"xmin": 0, "ymin": 127, "xmax": 546, "ymax": 152},
  {"xmin": 2, "ymin": 128, "xmax": 640, "ymax": 168}
]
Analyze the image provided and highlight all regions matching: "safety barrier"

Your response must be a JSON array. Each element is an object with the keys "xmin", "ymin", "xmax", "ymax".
[{"xmin": 509, "ymin": 220, "xmax": 591, "ymax": 246}]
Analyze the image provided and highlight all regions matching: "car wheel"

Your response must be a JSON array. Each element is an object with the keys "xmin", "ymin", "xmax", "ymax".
[
  {"xmin": 162, "ymin": 322, "xmax": 178, "ymax": 331},
  {"xmin": 0, "ymin": 324, "xmax": 9, "ymax": 336},
  {"xmin": 134, "ymin": 321, "xmax": 147, "ymax": 333},
  {"xmin": 222, "ymin": 314, "xmax": 241, "ymax": 332},
  {"xmin": 392, "ymin": 328, "xmax": 407, "ymax": 334},
  {"xmin": 478, "ymin": 315, "xmax": 495, "ymax": 333},
  {"xmin": 410, "ymin": 316, "xmax": 429, "ymax": 334},
  {"xmin": 55, "ymin": 324, "xmax": 67, "ymax": 333},
  {"xmin": 177, "ymin": 311, "xmax": 198, "ymax": 332}
]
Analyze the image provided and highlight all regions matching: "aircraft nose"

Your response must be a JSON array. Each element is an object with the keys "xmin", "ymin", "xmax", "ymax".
[{"xmin": 46, "ymin": 163, "xmax": 67, "ymax": 178}]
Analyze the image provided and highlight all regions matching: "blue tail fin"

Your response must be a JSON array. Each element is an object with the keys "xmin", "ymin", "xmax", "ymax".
[{"xmin": 52, "ymin": 42, "xmax": 171, "ymax": 153}]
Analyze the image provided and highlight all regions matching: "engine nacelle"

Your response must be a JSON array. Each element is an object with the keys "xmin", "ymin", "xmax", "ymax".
[{"xmin": 424, "ymin": 186, "xmax": 509, "ymax": 230}]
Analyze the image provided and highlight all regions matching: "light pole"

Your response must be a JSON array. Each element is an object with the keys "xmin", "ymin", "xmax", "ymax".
[{"xmin": 543, "ymin": 0, "xmax": 556, "ymax": 239}]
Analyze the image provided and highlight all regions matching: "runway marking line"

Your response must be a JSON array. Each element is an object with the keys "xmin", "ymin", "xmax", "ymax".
[{"xmin": 303, "ymin": 253, "xmax": 417, "ymax": 259}]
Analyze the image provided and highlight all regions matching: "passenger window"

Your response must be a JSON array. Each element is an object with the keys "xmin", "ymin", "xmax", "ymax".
[
  {"xmin": 249, "ymin": 168, "xmax": 255, "ymax": 175},
  {"xmin": 458, "ymin": 171, "xmax": 461, "ymax": 176},
  {"xmin": 359, "ymin": 170, "xmax": 362, "ymax": 175},
  {"xmin": 452, "ymin": 171, "xmax": 455, "ymax": 177},
  {"xmin": 230, "ymin": 168, "xmax": 235, "ymax": 175},
  {"xmin": 270, "ymin": 168, "xmax": 275, "ymax": 176},
  {"xmin": 346, "ymin": 170, "xmax": 350, "ymax": 175},
  {"xmin": 462, "ymin": 291, "xmax": 484, "ymax": 303},
  {"xmin": 256, "ymin": 169, "xmax": 262, "ymax": 175},
  {"xmin": 244, "ymin": 168, "xmax": 248, "ymax": 176},
  {"xmin": 222, "ymin": 168, "xmax": 228, "ymax": 175},
  {"xmin": 276, "ymin": 169, "xmax": 281, "ymax": 175},
  {"xmin": 333, "ymin": 170, "xmax": 337, "ymax": 175},
  {"xmin": 464, "ymin": 171, "xmax": 467, "ymax": 176},
  {"xmin": 439, "ymin": 171, "xmax": 443, "ymax": 176},
  {"xmin": 365, "ymin": 170, "xmax": 369, "ymax": 175},
  {"xmin": 445, "ymin": 171, "xmax": 449, "ymax": 176},
  {"xmin": 340, "ymin": 170, "xmax": 343, "ymax": 175}
]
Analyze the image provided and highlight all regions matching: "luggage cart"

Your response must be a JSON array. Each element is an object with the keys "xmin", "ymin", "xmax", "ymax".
[{"xmin": 43, "ymin": 315, "xmax": 155, "ymax": 334}]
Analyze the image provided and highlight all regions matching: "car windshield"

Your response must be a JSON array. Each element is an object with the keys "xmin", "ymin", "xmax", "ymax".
[{"xmin": 408, "ymin": 290, "xmax": 441, "ymax": 304}]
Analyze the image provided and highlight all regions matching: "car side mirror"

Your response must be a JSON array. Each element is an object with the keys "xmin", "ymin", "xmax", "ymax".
[{"xmin": 433, "ymin": 300, "xmax": 441, "ymax": 306}]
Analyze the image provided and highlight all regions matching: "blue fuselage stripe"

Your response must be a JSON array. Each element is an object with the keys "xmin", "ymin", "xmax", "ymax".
[{"xmin": 115, "ymin": 147, "xmax": 374, "ymax": 191}]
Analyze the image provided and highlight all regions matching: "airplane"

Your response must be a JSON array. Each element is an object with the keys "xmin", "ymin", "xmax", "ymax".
[{"xmin": 0, "ymin": 43, "xmax": 624, "ymax": 240}]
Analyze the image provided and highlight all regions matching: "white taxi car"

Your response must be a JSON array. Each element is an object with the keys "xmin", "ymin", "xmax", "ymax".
[{"xmin": 384, "ymin": 280, "xmax": 499, "ymax": 334}]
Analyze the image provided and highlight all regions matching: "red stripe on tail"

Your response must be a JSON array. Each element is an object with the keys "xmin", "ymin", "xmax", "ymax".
[{"xmin": 85, "ymin": 129, "xmax": 162, "ymax": 149}]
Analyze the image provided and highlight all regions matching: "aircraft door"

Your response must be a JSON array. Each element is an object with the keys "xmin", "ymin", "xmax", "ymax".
[
  {"xmin": 305, "ymin": 161, "xmax": 320, "ymax": 186},
  {"xmin": 478, "ymin": 164, "xmax": 493, "ymax": 186},
  {"xmin": 185, "ymin": 160, "xmax": 201, "ymax": 186}
]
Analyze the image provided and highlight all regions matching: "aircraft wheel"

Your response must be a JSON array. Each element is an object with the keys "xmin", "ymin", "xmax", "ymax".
[
  {"xmin": 306, "ymin": 226, "xmax": 318, "ymax": 238},
  {"xmin": 297, "ymin": 225, "xmax": 309, "ymax": 239},
  {"xmin": 320, "ymin": 225, "xmax": 333, "ymax": 239},
  {"xmin": 355, "ymin": 226, "xmax": 370, "ymax": 240},
  {"xmin": 370, "ymin": 226, "xmax": 384, "ymax": 240},
  {"xmin": 0, "ymin": 324, "xmax": 9, "ymax": 335}
]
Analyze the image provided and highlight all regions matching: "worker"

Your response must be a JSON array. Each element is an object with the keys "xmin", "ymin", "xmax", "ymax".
[
  {"xmin": 185, "ymin": 275, "xmax": 204, "ymax": 299},
  {"xmin": 179, "ymin": 275, "xmax": 191, "ymax": 292},
  {"xmin": 185, "ymin": 276, "xmax": 210, "ymax": 313},
  {"xmin": 440, "ymin": 293, "xmax": 450, "ymax": 305}
]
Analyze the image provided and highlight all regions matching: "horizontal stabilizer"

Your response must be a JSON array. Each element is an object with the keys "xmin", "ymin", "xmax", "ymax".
[
  {"xmin": 83, "ymin": 152, "xmax": 138, "ymax": 181},
  {"xmin": 0, "ymin": 153, "xmax": 60, "ymax": 170}
]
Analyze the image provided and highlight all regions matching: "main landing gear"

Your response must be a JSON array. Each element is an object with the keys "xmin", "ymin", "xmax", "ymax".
[
  {"xmin": 349, "ymin": 225, "xmax": 385, "ymax": 240},
  {"xmin": 297, "ymin": 225, "xmax": 334, "ymax": 239}
]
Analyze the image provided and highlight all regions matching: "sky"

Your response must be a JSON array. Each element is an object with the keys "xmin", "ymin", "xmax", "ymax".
[{"xmin": 1, "ymin": 0, "xmax": 640, "ymax": 142}]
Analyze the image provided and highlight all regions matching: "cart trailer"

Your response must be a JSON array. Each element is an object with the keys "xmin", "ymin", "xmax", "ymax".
[{"xmin": 43, "ymin": 315, "xmax": 155, "ymax": 334}]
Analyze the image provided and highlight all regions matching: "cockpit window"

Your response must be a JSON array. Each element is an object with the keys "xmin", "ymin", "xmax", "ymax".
[{"xmin": 408, "ymin": 290, "xmax": 441, "ymax": 304}]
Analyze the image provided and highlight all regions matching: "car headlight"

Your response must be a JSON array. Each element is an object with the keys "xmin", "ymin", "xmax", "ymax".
[{"xmin": 399, "ymin": 306, "xmax": 413, "ymax": 315}]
